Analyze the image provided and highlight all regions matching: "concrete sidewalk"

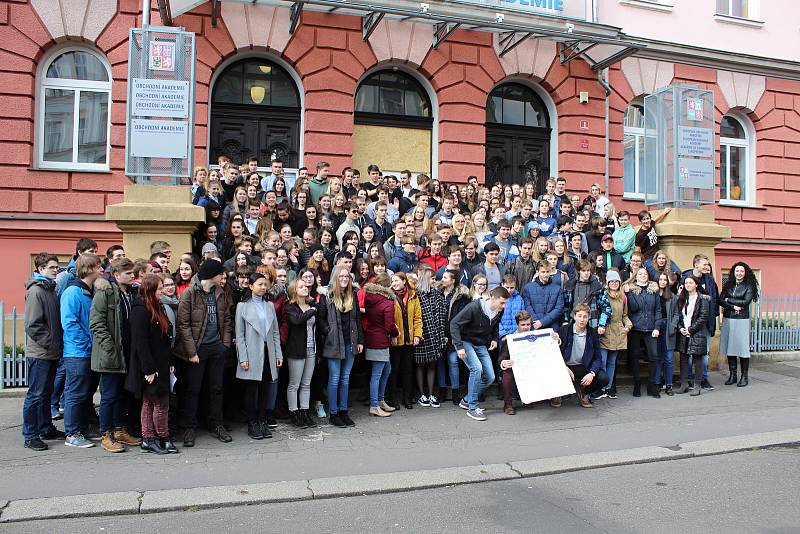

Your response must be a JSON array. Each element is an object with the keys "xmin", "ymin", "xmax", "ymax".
[{"xmin": 1, "ymin": 362, "xmax": 799, "ymax": 520}]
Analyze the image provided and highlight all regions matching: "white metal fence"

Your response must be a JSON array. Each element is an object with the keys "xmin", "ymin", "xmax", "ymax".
[
  {"xmin": 750, "ymin": 295, "xmax": 800, "ymax": 353},
  {"xmin": 1, "ymin": 302, "xmax": 26, "ymax": 389}
]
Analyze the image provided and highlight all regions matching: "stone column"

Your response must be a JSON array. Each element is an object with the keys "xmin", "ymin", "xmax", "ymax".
[
  {"xmin": 650, "ymin": 207, "xmax": 732, "ymax": 370},
  {"xmin": 105, "ymin": 185, "xmax": 205, "ymax": 272}
]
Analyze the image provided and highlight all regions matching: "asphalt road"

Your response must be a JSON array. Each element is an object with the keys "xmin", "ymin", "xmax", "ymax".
[{"xmin": 3, "ymin": 446, "xmax": 797, "ymax": 533}]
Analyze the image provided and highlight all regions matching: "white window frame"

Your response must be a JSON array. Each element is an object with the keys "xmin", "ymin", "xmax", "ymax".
[
  {"xmin": 719, "ymin": 112, "xmax": 756, "ymax": 207},
  {"xmin": 715, "ymin": 0, "xmax": 761, "ymax": 21},
  {"xmin": 623, "ymin": 101, "xmax": 645, "ymax": 200},
  {"xmin": 36, "ymin": 46, "xmax": 112, "ymax": 171}
]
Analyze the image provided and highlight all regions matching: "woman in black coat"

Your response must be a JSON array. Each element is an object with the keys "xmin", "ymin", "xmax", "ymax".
[
  {"xmin": 130, "ymin": 274, "xmax": 177, "ymax": 455},
  {"xmin": 673, "ymin": 275, "xmax": 710, "ymax": 396}
]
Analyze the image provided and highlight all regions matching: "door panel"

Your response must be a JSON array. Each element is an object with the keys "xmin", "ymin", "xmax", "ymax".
[
  {"xmin": 210, "ymin": 114, "xmax": 258, "ymax": 165},
  {"xmin": 210, "ymin": 105, "xmax": 300, "ymax": 167},
  {"xmin": 258, "ymin": 118, "xmax": 299, "ymax": 168}
]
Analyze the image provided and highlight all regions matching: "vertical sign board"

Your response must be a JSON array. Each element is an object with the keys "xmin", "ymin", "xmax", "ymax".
[
  {"xmin": 644, "ymin": 85, "xmax": 714, "ymax": 208},
  {"xmin": 125, "ymin": 27, "xmax": 196, "ymax": 183}
]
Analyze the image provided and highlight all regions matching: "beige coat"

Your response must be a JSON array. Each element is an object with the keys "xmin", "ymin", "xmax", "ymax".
[{"xmin": 601, "ymin": 291, "xmax": 633, "ymax": 350}]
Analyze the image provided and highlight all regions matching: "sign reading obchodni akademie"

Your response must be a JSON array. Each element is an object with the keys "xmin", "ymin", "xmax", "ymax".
[
  {"xmin": 125, "ymin": 27, "xmax": 196, "ymax": 183},
  {"xmin": 456, "ymin": 0, "xmax": 586, "ymax": 20}
]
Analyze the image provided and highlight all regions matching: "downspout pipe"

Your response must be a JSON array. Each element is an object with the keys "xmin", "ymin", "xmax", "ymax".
[
  {"xmin": 142, "ymin": 0, "xmax": 150, "ymax": 27},
  {"xmin": 598, "ymin": 69, "xmax": 612, "ymax": 200}
]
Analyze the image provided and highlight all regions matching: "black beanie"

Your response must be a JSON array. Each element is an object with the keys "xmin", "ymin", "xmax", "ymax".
[{"xmin": 199, "ymin": 259, "xmax": 224, "ymax": 280}]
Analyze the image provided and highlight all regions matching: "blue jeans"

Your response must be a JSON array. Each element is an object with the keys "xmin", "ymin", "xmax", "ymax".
[
  {"xmin": 327, "ymin": 345, "xmax": 355, "ymax": 414},
  {"xmin": 656, "ymin": 335, "xmax": 675, "ymax": 386},
  {"xmin": 370, "ymin": 361, "xmax": 391, "ymax": 408},
  {"xmin": 600, "ymin": 349, "xmax": 618, "ymax": 391},
  {"xmin": 98, "ymin": 373, "xmax": 124, "ymax": 433},
  {"xmin": 462, "ymin": 342, "xmax": 494, "ymax": 410},
  {"xmin": 51, "ymin": 357, "xmax": 65, "ymax": 414},
  {"xmin": 446, "ymin": 351, "xmax": 460, "ymax": 391},
  {"xmin": 22, "ymin": 358, "xmax": 57, "ymax": 440},
  {"xmin": 436, "ymin": 356, "xmax": 448, "ymax": 389},
  {"xmin": 265, "ymin": 376, "xmax": 279, "ymax": 412},
  {"xmin": 63, "ymin": 357, "xmax": 92, "ymax": 437}
]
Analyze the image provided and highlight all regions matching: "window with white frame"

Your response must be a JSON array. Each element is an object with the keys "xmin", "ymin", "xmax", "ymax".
[
  {"xmin": 716, "ymin": 0, "xmax": 759, "ymax": 19},
  {"xmin": 38, "ymin": 48, "xmax": 111, "ymax": 170},
  {"xmin": 623, "ymin": 102, "xmax": 645, "ymax": 197},
  {"xmin": 720, "ymin": 115, "xmax": 754, "ymax": 205}
]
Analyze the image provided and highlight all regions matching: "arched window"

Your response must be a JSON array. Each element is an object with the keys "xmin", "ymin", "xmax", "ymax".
[
  {"xmin": 38, "ymin": 48, "xmax": 111, "ymax": 170},
  {"xmin": 623, "ymin": 102, "xmax": 645, "ymax": 197},
  {"xmin": 355, "ymin": 71, "xmax": 432, "ymax": 126},
  {"xmin": 487, "ymin": 83, "xmax": 549, "ymax": 128},
  {"xmin": 212, "ymin": 60, "xmax": 299, "ymax": 108},
  {"xmin": 720, "ymin": 114, "xmax": 754, "ymax": 205}
]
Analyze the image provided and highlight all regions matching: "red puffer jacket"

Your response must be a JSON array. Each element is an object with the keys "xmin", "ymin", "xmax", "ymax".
[{"xmin": 362, "ymin": 283, "xmax": 399, "ymax": 349}]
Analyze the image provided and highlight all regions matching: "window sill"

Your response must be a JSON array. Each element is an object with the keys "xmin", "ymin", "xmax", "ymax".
[
  {"xmin": 618, "ymin": 0, "xmax": 673, "ymax": 13},
  {"xmin": 622, "ymin": 193, "xmax": 646, "ymax": 202},
  {"xmin": 29, "ymin": 166, "xmax": 113, "ymax": 174},
  {"xmin": 713, "ymin": 14, "xmax": 764, "ymax": 28},
  {"xmin": 718, "ymin": 200, "xmax": 765, "ymax": 209}
]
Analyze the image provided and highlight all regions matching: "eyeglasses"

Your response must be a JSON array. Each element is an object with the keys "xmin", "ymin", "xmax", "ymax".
[{"xmin": 163, "ymin": 283, "xmax": 176, "ymax": 288}]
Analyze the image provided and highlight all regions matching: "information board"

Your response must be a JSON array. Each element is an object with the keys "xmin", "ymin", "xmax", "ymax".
[
  {"xmin": 131, "ymin": 79, "xmax": 190, "ymax": 118},
  {"xmin": 506, "ymin": 328, "xmax": 575, "ymax": 405},
  {"xmin": 130, "ymin": 120, "xmax": 190, "ymax": 159}
]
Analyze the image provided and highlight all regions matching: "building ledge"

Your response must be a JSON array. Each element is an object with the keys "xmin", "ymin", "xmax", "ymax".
[
  {"xmin": 28, "ymin": 167, "xmax": 114, "ymax": 175},
  {"xmin": 618, "ymin": 0, "xmax": 673, "ymax": 14},
  {"xmin": 713, "ymin": 13, "xmax": 764, "ymax": 29},
  {"xmin": 718, "ymin": 200, "xmax": 765, "ymax": 209}
]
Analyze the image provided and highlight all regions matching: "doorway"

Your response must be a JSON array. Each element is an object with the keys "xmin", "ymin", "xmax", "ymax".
[
  {"xmin": 210, "ymin": 58, "xmax": 301, "ymax": 166},
  {"xmin": 485, "ymin": 83, "xmax": 552, "ymax": 195}
]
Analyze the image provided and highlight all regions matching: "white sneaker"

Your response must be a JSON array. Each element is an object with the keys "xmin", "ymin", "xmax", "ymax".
[
  {"xmin": 65, "ymin": 433, "xmax": 95, "ymax": 448},
  {"xmin": 429, "ymin": 395, "xmax": 440, "ymax": 408},
  {"xmin": 418, "ymin": 395, "xmax": 430, "ymax": 407}
]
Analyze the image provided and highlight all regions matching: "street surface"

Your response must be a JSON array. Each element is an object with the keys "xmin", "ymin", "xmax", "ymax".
[
  {"xmin": 3, "ymin": 446, "xmax": 797, "ymax": 533},
  {"xmin": 0, "ymin": 361, "xmax": 798, "ymax": 503}
]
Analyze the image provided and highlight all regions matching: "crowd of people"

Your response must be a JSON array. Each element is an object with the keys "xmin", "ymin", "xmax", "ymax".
[{"xmin": 21, "ymin": 156, "xmax": 761, "ymax": 454}]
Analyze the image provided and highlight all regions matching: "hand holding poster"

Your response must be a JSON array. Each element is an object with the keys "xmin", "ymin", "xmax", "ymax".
[{"xmin": 507, "ymin": 328, "xmax": 575, "ymax": 404}]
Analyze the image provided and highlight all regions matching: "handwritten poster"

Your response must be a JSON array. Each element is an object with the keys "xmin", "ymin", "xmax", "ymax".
[{"xmin": 507, "ymin": 328, "xmax": 575, "ymax": 404}]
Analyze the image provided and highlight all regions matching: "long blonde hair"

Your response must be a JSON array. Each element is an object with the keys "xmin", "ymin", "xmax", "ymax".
[{"xmin": 329, "ymin": 265, "xmax": 354, "ymax": 313}]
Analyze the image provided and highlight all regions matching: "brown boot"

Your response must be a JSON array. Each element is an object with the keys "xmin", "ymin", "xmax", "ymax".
[
  {"xmin": 114, "ymin": 428, "xmax": 142, "ymax": 446},
  {"xmin": 579, "ymin": 392, "xmax": 593, "ymax": 408},
  {"xmin": 101, "ymin": 431, "xmax": 125, "ymax": 453},
  {"xmin": 503, "ymin": 404, "xmax": 516, "ymax": 415},
  {"xmin": 379, "ymin": 401, "xmax": 396, "ymax": 413},
  {"xmin": 369, "ymin": 406, "xmax": 392, "ymax": 417}
]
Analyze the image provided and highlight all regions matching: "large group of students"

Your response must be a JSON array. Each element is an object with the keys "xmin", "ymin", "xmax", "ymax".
[{"xmin": 21, "ymin": 156, "xmax": 761, "ymax": 454}]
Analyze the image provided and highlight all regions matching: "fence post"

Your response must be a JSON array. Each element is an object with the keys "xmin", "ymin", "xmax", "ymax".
[{"xmin": 0, "ymin": 301, "xmax": 5, "ymax": 390}]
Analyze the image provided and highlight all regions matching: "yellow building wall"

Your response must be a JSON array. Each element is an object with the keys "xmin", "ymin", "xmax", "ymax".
[{"xmin": 352, "ymin": 124, "xmax": 431, "ymax": 176}]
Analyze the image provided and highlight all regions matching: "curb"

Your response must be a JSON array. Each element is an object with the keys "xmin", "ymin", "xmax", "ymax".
[
  {"xmin": 0, "ymin": 388, "xmax": 27, "ymax": 399},
  {"xmin": 2, "ymin": 428, "xmax": 799, "ymax": 523}
]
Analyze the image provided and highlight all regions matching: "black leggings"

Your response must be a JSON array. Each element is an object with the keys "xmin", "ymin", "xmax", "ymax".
[
  {"xmin": 244, "ymin": 363, "xmax": 271, "ymax": 423},
  {"xmin": 388, "ymin": 345, "xmax": 415, "ymax": 403},
  {"xmin": 627, "ymin": 330, "xmax": 658, "ymax": 385}
]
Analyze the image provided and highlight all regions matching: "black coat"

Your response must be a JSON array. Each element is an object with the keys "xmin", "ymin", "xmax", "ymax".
[
  {"xmin": 673, "ymin": 295, "xmax": 710, "ymax": 356},
  {"xmin": 450, "ymin": 300, "xmax": 502, "ymax": 351},
  {"xmin": 284, "ymin": 301, "xmax": 318, "ymax": 359},
  {"xmin": 127, "ymin": 299, "xmax": 173, "ymax": 398}
]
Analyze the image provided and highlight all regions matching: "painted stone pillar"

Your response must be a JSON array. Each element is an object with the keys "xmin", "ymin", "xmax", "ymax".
[
  {"xmin": 105, "ymin": 185, "xmax": 205, "ymax": 272},
  {"xmin": 650, "ymin": 207, "xmax": 732, "ymax": 370}
]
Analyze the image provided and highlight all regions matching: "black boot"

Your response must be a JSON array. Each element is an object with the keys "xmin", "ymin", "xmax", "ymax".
[
  {"xmin": 330, "ymin": 413, "xmax": 347, "ymax": 428},
  {"xmin": 289, "ymin": 410, "xmax": 307, "ymax": 429},
  {"xmin": 647, "ymin": 383, "xmax": 660, "ymax": 399},
  {"xmin": 738, "ymin": 358, "xmax": 749, "ymax": 387},
  {"xmin": 248, "ymin": 421, "xmax": 264, "ymax": 440},
  {"xmin": 632, "ymin": 382, "xmax": 641, "ymax": 397},
  {"xmin": 142, "ymin": 437, "xmax": 168, "ymax": 454},
  {"xmin": 301, "ymin": 409, "xmax": 318, "ymax": 429},
  {"xmin": 340, "ymin": 411, "xmax": 356, "ymax": 427},
  {"xmin": 163, "ymin": 438, "xmax": 179, "ymax": 454},
  {"xmin": 725, "ymin": 356, "xmax": 738, "ymax": 385}
]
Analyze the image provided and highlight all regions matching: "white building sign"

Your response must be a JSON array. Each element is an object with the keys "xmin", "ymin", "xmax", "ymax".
[
  {"xmin": 130, "ymin": 119, "xmax": 189, "ymax": 159},
  {"xmin": 131, "ymin": 79, "xmax": 190, "ymax": 118}
]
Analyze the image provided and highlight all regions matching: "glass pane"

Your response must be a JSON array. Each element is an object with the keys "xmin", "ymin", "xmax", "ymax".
[
  {"xmin": 730, "ymin": 145, "xmax": 745, "ymax": 201},
  {"xmin": 733, "ymin": 0, "xmax": 747, "ymax": 18},
  {"xmin": 43, "ymin": 88, "xmax": 74, "ymax": 162},
  {"xmin": 379, "ymin": 86, "xmax": 404, "ymax": 115},
  {"xmin": 716, "ymin": 0, "xmax": 729, "ymax": 15},
  {"xmin": 524, "ymin": 101, "xmax": 545, "ymax": 127},
  {"xmin": 721, "ymin": 116, "xmax": 745, "ymax": 139},
  {"xmin": 243, "ymin": 62, "xmax": 272, "ymax": 106},
  {"xmin": 623, "ymin": 133, "xmax": 636, "ymax": 193},
  {"xmin": 271, "ymin": 75, "xmax": 298, "ymax": 107},
  {"xmin": 624, "ymin": 104, "xmax": 644, "ymax": 128},
  {"xmin": 502, "ymin": 97, "xmax": 525, "ymax": 126},
  {"xmin": 355, "ymin": 84, "xmax": 378, "ymax": 113},
  {"xmin": 404, "ymin": 89, "xmax": 429, "ymax": 117},
  {"xmin": 637, "ymin": 134, "xmax": 647, "ymax": 193},
  {"xmin": 46, "ymin": 51, "xmax": 108, "ymax": 81},
  {"xmin": 487, "ymin": 95, "xmax": 502, "ymax": 123},
  {"xmin": 720, "ymin": 145, "xmax": 729, "ymax": 200},
  {"xmin": 213, "ymin": 64, "xmax": 242, "ymax": 104},
  {"xmin": 77, "ymin": 91, "xmax": 108, "ymax": 164}
]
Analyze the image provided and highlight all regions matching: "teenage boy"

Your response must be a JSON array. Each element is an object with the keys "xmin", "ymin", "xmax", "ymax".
[
  {"xmin": 522, "ymin": 261, "xmax": 564, "ymax": 331},
  {"xmin": 492, "ymin": 220, "xmax": 518, "ymax": 265},
  {"xmin": 600, "ymin": 234, "xmax": 626, "ymax": 273},
  {"xmin": 553, "ymin": 176, "xmax": 569, "ymax": 213},
  {"xmin": 367, "ymin": 186, "xmax": 399, "ymax": 224},
  {"xmin": 221, "ymin": 163, "xmax": 242, "ymax": 202},
  {"xmin": 90, "ymin": 258, "xmax": 141, "ymax": 453},
  {"xmin": 308, "ymin": 161, "xmax": 330, "ymax": 205},
  {"xmin": 499, "ymin": 274, "xmax": 525, "ymax": 340},
  {"xmin": 23, "ymin": 253, "xmax": 65, "ymax": 451},
  {"xmin": 435, "ymin": 246, "xmax": 471, "ymax": 287},
  {"xmin": 260, "ymin": 158, "xmax": 284, "ymax": 192},
  {"xmin": 472, "ymin": 242, "xmax": 504, "ymax": 291},
  {"xmin": 418, "ymin": 233, "xmax": 448, "ymax": 271},
  {"xmin": 341, "ymin": 167, "xmax": 359, "ymax": 199},
  {"xmin": 462, "ymin": 237, "xmax": 484, "ymax": 274},
  {"xmin": 335, "ymin": 201, "xmax": 361, "ymax": 248},
  {"xmin": 451, "ymin": 286, "xmax": 509, "ymax": 421},
  {"xmin": 56, "ymin": 238, "xmax": 98, "ymax": 297},
  {"xmin": 61, "ymin": 253, "xmax": 104, "ymax": 448},
  {"xmin": 411, "ymin": 192, "xmax": 437, "ymax": 218},
  {"xmin": 507, "ymin": 237, "xmax": 536, "ymax": 289},
  {"xmin": 398, "ymin": 170, "xmax": 418, "ymax": 213},
  {"xmin": 551, "ymin": 304, "xmax": 608, "ymax": 408},
  {"xmin": 176, "ymin": 260, "xmax": 233, "ymax": 447},
  {"xmin": 370, "ymin": 201, "xmax": 394, "ymax": 243},
  {"xmin": 612, "ymin": 210, "xmax": 636, "ymax": 263},
  {"xmin": 497, "ymin": 310, "xmax": 532, "ymax": 415},
  {"xmin": 435, "ymin": 196, "xmax": 456, "ymax": 226},
  {"xmin": 244, "ymin": 201, "xmax": 262, "ymax": 235},
  {"xmin": 383, "ymin": 219, "xmax": 407, "ymax": 259},
  {"xmin": 388, "ymin": 237, "xmax": 419, "ymax": 273},
  {"xmin": 362, "ymin": 164, "xmax": 383, "ymax": 201}
]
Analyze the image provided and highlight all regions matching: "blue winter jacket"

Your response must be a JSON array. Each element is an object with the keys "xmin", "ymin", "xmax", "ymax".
[
  {"xmin": 522, "ymin": 277, "xmax": 564, "ymax": 329},
  {"xmin": 60, "ymin": 278, "xmax": 94, "ymax": 358},
  {"xmin": 645, "ymin": 258, "xmax": 680, "ymax": 280},
  {"xmin": 55, "ymin": 256, "xmax": 77, "ymax": 298},
  {"xmin": 499, "ymin": 290, "xmax": 525, "ymax": 338},
  {"xmin": 388, "ymin": 249, "xmax": 418, "ymax": 274}
]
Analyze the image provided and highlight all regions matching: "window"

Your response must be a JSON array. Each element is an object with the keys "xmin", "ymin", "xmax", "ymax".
[
  {"xmin": 720, "ymin": 115, "xmax": 754, "ymax": 205},
  {"xmin": 38, "ymin": 48, "xmax": 111, "ymax": 170},
  {"xmin": 212, "ymin": 59, "xmax": 299, "ymax": 108},
  {"xmin": 486, "ymin": 83, "xmax": 549, "ymax": 128},
  {"xmin": 716, "ymin": 0, "xmax": 758, "ymax": 19},
  {"xmin": 355, "ymin": 71, "xmax": 432, "ymax": 126},
  {"xmin": 623, "ymin": 102, "xmax": 645, "ymax": 197}
]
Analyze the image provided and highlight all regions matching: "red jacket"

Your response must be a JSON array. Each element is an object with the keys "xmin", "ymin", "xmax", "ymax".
[
  {"xmin": 362, "ymin": 283, "xmax": 399, "ymax": 349},
  {"xmin": 418, "ymin": 249, "xmax": 448, "ymax": 271}
]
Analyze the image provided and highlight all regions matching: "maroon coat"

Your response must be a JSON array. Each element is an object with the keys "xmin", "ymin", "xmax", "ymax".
[{"xmin": 362, "ymin": 283, "xmax": 399, "ymax": 349}]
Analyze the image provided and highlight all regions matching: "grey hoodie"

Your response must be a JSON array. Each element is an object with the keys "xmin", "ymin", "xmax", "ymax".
[{"xmin": 24, "ymin": 276, "xmax": 63, "ymax": 360}]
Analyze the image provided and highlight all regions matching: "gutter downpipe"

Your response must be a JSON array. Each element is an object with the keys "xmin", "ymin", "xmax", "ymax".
[
  {"xmin": 142, "ymin": 0, "xmax": 150, "ymax": 26},
  {"xmin": 598, "ymin": 69, "xmax": 612, "ymax": 198}
]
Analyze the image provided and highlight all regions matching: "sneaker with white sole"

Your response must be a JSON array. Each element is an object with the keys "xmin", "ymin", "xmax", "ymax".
[
  {"xmin": 429, "ymin": 395, "xmax": 440, "ymax": 408},
  {"xmin": 65, "ymin": 433, "xmax": 95, "ymax": 448},
  {"xmin": 458, "ymin": 399, "xmax": 470, "ymax": 410},
  {"xmin": 590, "ymin": 390, "xmax": 608, "ymax": 400},
  {"xmin": 467, "ymin": 408, "xmax": 487, "ymax": 421},
  {"xmin": 418, "ymin": 395, "xmax": 430, "ymax": 407}
]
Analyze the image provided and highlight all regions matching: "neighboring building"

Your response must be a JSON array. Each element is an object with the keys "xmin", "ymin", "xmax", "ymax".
[{"xmin": 0, "ymin": 0, "xmax": 798, "ymax": 307}]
